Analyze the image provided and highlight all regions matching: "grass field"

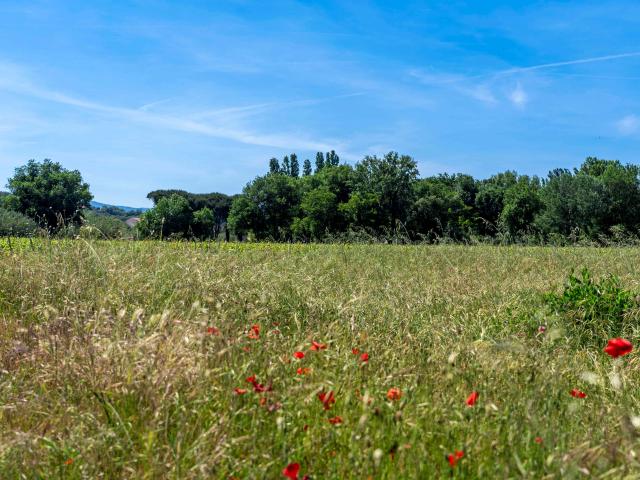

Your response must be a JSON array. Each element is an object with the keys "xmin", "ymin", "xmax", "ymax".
[{"xmin": 1, "ymin": 240, "xmax": 640, "ymax": 478}]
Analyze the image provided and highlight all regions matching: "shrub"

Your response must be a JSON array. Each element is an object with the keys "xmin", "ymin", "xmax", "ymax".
[
  {"xmin": 0, "ymin": 208, "xmax": 38, "ymax": 236},
  {"xmin": 545, "ymin": 268, "xmax": 637, "ymax": 346}
]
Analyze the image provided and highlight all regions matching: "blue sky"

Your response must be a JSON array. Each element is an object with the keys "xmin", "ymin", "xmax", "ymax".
[{"xmin": 1, "ymin": 0, "xmax": 640, "ymax": 206}]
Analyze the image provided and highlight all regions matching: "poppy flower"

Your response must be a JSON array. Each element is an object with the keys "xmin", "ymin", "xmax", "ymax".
[
  {"xmin": 234, "ymin": 388, "xmax": 248, "ymax": 395},
  {"xmin": 64, "ymin": 458, "xmax": 74, "ymax": 466},
  {"xmin": 328, "ymin": 416, "xmax": 343, "ymax": 425},
  {"xmin": 310, "ymin": 340, "xmax": 327, "ymax": 351},
  {"xmin": 387, "ymin": 388, "xmax": 402, "ymax": 401},
  {"xmin": 206, "ymin": 326, "xmax": 220, "ymax": 336},
  {"xmin": 352, "ymin": 348, "xmax": 360, "ymax": 355},
  {"xmin": 360, "ymin": 352, "xmax": 369, "ymax": 363},
  {"xmin": 448, "ymin": 450, "xmax": 464, "ymax": 467},
  {"xmin": 604, "ymin": 338, "xmax": 633, "ymax": 358},
  {"xmin": 253, "ymin": 383, "xmax": 272, "ymax": 393},
  {"xmin": 296, "ymin": 367, "xmax": 311, "ymax": 375},
  {"xmin": 246, "ymin": 375, "xmax": 257, "ymax": 384},
  {"xmin": 534, "ymin": 437, "xmax": 543, "ymax": 444},
  {"xmin": 282, "ymin": 463, "xmax": 300, "ymax": 479},
  {"xmin": 248, "ymin": 324, "xmax": 260, "ymax": 340},
  {"xmin": 293, "ymin": 351, "xmax": 305, "ymax": 359},
  {"xmin": 318, "ymin": 390, "xmax": 336, "ymax": 410},
  {"xmin": 570, "ymin": 388, "xmax": 586, "ymax": 398},
  {"xmin": 466, "ymin": 391, "xmax": 479, "ymax": 406}
]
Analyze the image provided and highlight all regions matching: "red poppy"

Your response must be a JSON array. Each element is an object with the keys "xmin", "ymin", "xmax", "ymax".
[
  {"xmin": 206, "ymin": 326, "xmax": 220, "ymax": 336},
  {"xmin": 387, "ymin": 388, "xmax": 402, "ymax": 401},
  {"xmin": 246, "ymin": 375, "xmax": 257, "ymax": 384},
  {"xmin": 534, "ymin": 437, "xmax": 543, "ymax": 444},
  {"xmin": 64, "ymin": 458, "xmax": 74, "ymax": 466},
  {"xmin": 328, "ymin": 416, "xmax": 343, "ymax": 425},
  {"xmin": 570, "ymin": 388, "xmax": 586, "ymax": 398},
  {"xmin": 318, "ymin": 390, "xmax": 336, "ymax": 410},
  {"xmin": 448, "ymin": 450, "xmax": 464, "ymax": 467},
  {"xmin": 293, "ymin": 351, "xmax": 305, "ymax": 359},
  {"xmin": 296, "ymin": 367, "xmax": 311, "ymax": 375},
  {"xmin": 254, "ymin": 383, "xmax": 272, "ymax": 393},
  {"xmin": 248, "ymin": 324, "xmax": 260, "ymax": 340},
  {"xmin": 360, "ymin": 352, "xmax": 369, "ymax": 363},
  {"xmin": 282, "ymin": 463, "xmax": 300, "ymax": 479},
  {"xmin": 352, "ymin": 348, "xmax": 360, "ymax": 355},
  {"xmin": 234, "ymin": 388, "xmax": 248, "ymax": 395},
  {"xmin": 604, "ymin": 338, "xmax": 633, "ymax": 358},
  {"xmin": 310, "ymin": 341, "xmax": 327, "ymax": 351},
  {"xmin": 466, "ymin": 391, "xmax": 479, "ymax": 407}
]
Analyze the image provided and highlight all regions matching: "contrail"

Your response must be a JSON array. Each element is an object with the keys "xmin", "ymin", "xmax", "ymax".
[{"xmin": 493, "ymin": 51, "xmax": 640, "ymax": 77}]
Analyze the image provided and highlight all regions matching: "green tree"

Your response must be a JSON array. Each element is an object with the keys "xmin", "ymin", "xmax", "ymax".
[
  {"xmin": 290, "ymin": 153, "xmax": 300, "ymax": 178},
  {"xmin": 6, "ymin": 159, "xmax": 93, "ymax": 232},
  {"xmin": 302, "ymin": 159, "xmax": 312, "ymax": 176},
  {"xmin": 269, "ymin": 158, "xmax": 281, "ymax": 174},
  {"xmin": 498, "ymin": 176, "xmax": 543, "ymax": 238},
  {"xmin": 315, "ymin": 152, "xmax": 325, "ymax": 173},
  {"xmin": 282, "ymin": 155, "xmax": 291, "ymax": 176},
  {"xmin": 193, "ymin": 207, "xmax": 216, "ymax": 239},
  {"xmin": 354, "ymin": 152, "xmax": 418, "ymax": 230},
  {"xmin": 228, "ymin": 174, "xmax": 301, "ymax": 240},
  {"xmin": 137, "ymin": 194, "xmax": 192, "ymax": 239}
]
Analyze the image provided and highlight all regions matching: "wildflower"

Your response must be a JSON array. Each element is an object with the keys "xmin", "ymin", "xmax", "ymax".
[
  {"xmin": 296, "ymin": 367, "xmax": 311, "ymax": 375},
  {"xmin": 293, "ymin": 351, "xmax": 305, "ymax": 359},
  {"xmin": 604, "ymin": 338, "xmax": 633, "ymax": 358},
  {"xmin": 206, "ymin": 326, "xmax": 220, "ymax": 336},
  {"xmin": 328, "ymin": 416, "xmax": 343, "ymax": 425},
  {"xmin": 352, "ymin": 348, "xmax": 360, "ymax": 355},
  {"xmin": 570, "ymin": 389, "xmax": 586, "ymax": 398},
  {"xmin": 64, "ymin": 458, "xmax": 74, "ymax": 466},
  {"xmin": 466, "ymin": 391, "xmax": 479, "ymax": 407},
  {"xmin": 318, "ymin": 390, "xmax": 336, "ymax": 410},
  {"xmin": 282, "ymin": 463, "xmax": 300, "ymax": 479},
  {"xmin": 234, "ymin": 388, "xmax": 248, "ymax": 395},
  {"xmin": 253, "ymin": 382, "xmax": 271, "ymax": 393},
  {"xmin": 360, "ymin": 352, "xmax": 369, "ymax": 363},
  {"xmin": 310, "ymin": 341, "xmax": 327, "ymax": 351},
  {"xmin": 534, "ymin": 437, "xmax": 543, "ymax": 444},
  {"xmin": 386, "ymin": 388, "xmax": 402, "ymax": 401},
  {"xmin": 248, "ymin": 324, "xmax": 260, "ymax": 340},
  {"xmin": 538, "ymin": 325, "xmax": 546, "ymax": 333},
  {"xmin": 246, "ymin": 375, "xmax": 257, "ymax": 384},
  {"xmin": 448, "ymin": 450, "xmax": 464, "ymax": 467}
]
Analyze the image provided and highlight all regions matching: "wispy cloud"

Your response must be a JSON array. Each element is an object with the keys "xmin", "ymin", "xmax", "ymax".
[
  {"xmin": 408, "ymin": 70, "xmax": 497, "ymax": 105},
  {"xmin": 508, "ymin": 83, "xmax": 528, "ymax": 108},
  {"xmin": 0, "ymin": 62, "xmax": 342, "ymax": 153},
  {"xmin": 616, "ymin": 114, "xmax": 640, "ymax": 135}
]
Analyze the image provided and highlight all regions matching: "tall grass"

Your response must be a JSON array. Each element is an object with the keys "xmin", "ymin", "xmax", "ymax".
[{"xmin": 1, "ymin": 241, "xmax": 640, "ymax": 478}]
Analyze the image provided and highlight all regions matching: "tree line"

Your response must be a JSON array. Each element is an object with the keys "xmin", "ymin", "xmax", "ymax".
[{"xmin": 3, "ymin": 155, "xmax": 640, "ymax": 244}]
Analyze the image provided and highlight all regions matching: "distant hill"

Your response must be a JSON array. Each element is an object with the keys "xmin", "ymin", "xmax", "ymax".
[{"xmin": 90, "ymin": 201, "xmax": 149, "ymax": 213}]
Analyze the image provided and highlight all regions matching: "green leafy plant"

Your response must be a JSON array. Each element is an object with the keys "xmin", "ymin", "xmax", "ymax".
[{"xmin": 545, "ymin": 268, "xmax": 637, "ymax": 346}]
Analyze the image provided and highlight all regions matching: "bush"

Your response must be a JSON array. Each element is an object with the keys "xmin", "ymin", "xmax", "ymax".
[
  {"xmin": 545, "ymin": 268, "xmax": 637, "ymax": 346},
  {"xmin": 82, "ymin": 211, "xmax": 130, "ymax": 239},
  {"xmin": 0, "ymin": 208, "xmax": 39, "ymax": 236}
]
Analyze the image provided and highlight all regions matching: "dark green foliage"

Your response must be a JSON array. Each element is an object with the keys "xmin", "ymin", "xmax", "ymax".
[
  {"xmin": 0, "ymin": 208, "xmax": 39, "ymax": 236},
  {"xmin": 6, "ymin": 160, "xmax": 93, "ymax": 232},
  {"xmin": 289, "ymin": 153, "xmax": 299, "ymax": 178},
  {"xmin": 315, "ymin": 152, "xmax": 325, "ymax": 173},
  {"xmin": 269, "ymin": 158, "xmax": 281, "ymax": 174},
  {"xmin": 302, "ymin": 159, "xmax": 312, "ymax": 177},
  {"xmin": 545, "ymin": 268, "xmax": 637, "ymax": 346},
  {"xmin": 137, "ymin": 194, "xmax": 192, "ymax": 239}
]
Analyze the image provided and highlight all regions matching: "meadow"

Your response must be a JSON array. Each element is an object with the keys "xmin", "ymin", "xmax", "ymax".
[{"xmin": 1, "ymin": 240, "xmax": 640, "ymax": 479}]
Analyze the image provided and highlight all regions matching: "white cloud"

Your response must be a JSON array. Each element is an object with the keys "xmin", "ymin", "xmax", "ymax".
[
  {"xmin": 0, "ymin": 61, "xmax": 342, "ymax": 153},
  {"xmin": 508, "ymin": 83, "xmax": 528, "ymax": 108},
  {"xmin": 616, "ymin": 114, "xmax": 640, "ymax": 135}
]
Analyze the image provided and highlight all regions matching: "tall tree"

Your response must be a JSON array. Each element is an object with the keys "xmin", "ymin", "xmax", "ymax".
[
  {"xmin": 6, "ymin": 159, "xmax": 93, "ymax": 232},
  {"xmin": 269, "ymin": 158, "xmax": 281, "ymax": 174},
  {"xmin": 282, "ymin": 155, "xmax": 291, "ymax": 176},
  {"xmin": 302, "ymin": 159, "xmax": 312, "ymax": 176},
  {"xmin": 315, "ymin": 152, "xmax": 325, "ymax": 173},
  {"xmin": 290, "ymin": 153, "xmax": 300, "ymax": 177}
]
